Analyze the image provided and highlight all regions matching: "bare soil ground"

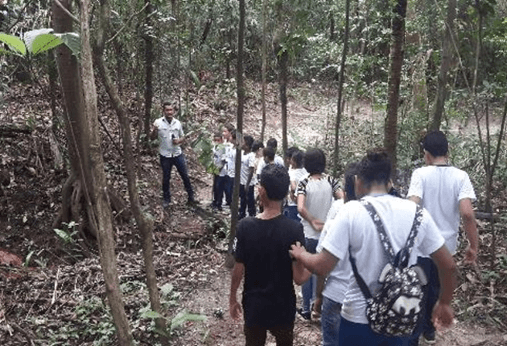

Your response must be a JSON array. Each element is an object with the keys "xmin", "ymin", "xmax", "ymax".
[{"xmin": 0, "ymin": 80, "xmax": 506, "ymax": 345}]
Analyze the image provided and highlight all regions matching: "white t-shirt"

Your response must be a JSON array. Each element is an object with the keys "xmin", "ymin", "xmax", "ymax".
[
  {"xmin": 153, "ymin": 117, "xmax": 184, "ymax": 157},
  {"xmin": 240, "ymin": 151, "xmax": 256, "ymax": 186},
  {"xmin": 321, "ymin": 195, "xmax": 445, "ymax": 324},
  {"xmin": 407, "ymin": 165, "xmax": 476, "ymax": 254},
  {"xmin": 213, "ymin": 143, "xmax": 227, "ymax": 177},
  {"xmin": 287, "ymin": 168, "xmax": 308, "ymax": 207},
  {"xmin": 256, "ymin": 155, "xmax": 285, "ymax": 177},
  {"xmin": 297, "ymin": 174, "xmax": 340, "ymax": 239},
  {"xmin": 317, "ymin": 199, "xmax": 350, "ymax": 304},
  {"xmin": 224, "ymin": 142, "xmax": 236, "ymax": 177}
]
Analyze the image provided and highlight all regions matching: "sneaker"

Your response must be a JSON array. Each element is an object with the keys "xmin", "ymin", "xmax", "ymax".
[
  {"xmin": 296, "ymin": 308, "xmax": 311, "ymax": 321},
  {"xmin": 163, "ymin": 200, "xmax": 171, "ymax": 208},
  {"xmin": 187, "ymin": 199, "xmax": 199, "ymax": 207},
  {"xmin": 422, "ymin": 331, "xmax": 436, "ymax": 344}
]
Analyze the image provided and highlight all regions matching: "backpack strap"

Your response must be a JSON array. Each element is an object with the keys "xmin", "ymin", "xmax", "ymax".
[
  {"xmin": 360, "ymin": 200, "xmax": 396, "ymax": 262},
  {"xmin": 349, "ymin": 249, "xmax": 372, "ymax": 299}
]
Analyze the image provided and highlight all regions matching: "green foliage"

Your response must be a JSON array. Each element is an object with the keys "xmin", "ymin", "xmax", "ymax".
[
  {"xmin": 0, "ymin": 29, "xmax": 80, "ymax": 57},
  {"xmin": 0, "ymin": 32, "xmax": 26, "ymax": 55}
]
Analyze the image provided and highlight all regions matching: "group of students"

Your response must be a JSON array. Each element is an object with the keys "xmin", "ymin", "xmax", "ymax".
[{"xmin": 229, "ymin": 130, "xmax": 478, "ymax": 346}]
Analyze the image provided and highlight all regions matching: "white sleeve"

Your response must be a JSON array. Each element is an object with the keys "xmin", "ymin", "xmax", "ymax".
[
  {"xmin": 459, "ymin": 173, "xmax": 476, "ymax": 202},
  {"xmin": 407, "ymin": 169, "xmax": 423, "ymax": 199}
]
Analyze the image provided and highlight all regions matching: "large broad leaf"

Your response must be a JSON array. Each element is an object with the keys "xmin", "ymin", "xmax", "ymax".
[
  {"xmin": 170, "ymin": 309, "xmax": 206, "ymax": 333},
  {"xmin": 56, "ymin": 32, "xmax": 80, "ymax": 57},
  {"xmin": 0, "ymin": 32, "xmax": 27, "ymax": 56},
  {"xmin": 24, "ymin": 29, "xmax": 63, "ymax": 55}
]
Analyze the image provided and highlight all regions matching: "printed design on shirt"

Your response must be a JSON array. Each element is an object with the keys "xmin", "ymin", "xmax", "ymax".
[{"xmin": 297, "ymin": 174, "xmax": 340, "ymax": 196}]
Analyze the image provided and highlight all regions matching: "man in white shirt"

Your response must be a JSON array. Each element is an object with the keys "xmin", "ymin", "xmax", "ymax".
[
  {"xmin": 151, "ymin": 102, "xmax": 195, "ymax": 208},
  {"xmin": 407, "ymin": 130, "xmax": 478, "ymax": 345}
]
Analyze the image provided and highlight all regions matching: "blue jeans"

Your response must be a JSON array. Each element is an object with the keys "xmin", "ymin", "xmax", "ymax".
[
  {"xmin": 321, "ymin": 297, "xmax": 342, "ymax": 346},
  {"xmin": 408, "ymin": 257, "xmax": 440, "ymax": 345},
  {"xmin": 338, "ymin": 318, "xmax": 410, "ymax": 346},
  {"xmin": 213, "ymin": 175, "xmax": 227, "ymax": 208},
  {"xmin": 239, "ymin": 184, "xmax": 256, "ymax": 219},
  {"xmin": 160, "ymin": 154, "xmax": 194, "ymax": 202},
  {"xmin": 224, "ymin": 176, "xmax": 233, "ymax": 206},
  {"xmin": 283, "ymin": 205, "xmax": 300, "ymax": 222},
  {"xmin": 302, "ymin": 237, "xmax": 318, "ymax": 313}
]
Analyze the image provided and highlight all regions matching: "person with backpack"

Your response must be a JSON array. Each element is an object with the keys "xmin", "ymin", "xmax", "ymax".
[
  {"xmin": 407, "ymin": 130, "xmax": 478, "ymax": 345},
  {"xmin": 289, "ymin": 148, "xmax": 457, "ymax": 346},
  {"xmin": 296, "ymin": 148, "xmax": 341, "ymax": 320}
]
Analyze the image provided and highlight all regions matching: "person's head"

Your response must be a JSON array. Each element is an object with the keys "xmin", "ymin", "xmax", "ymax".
[
  {"xmin": 242, "ymin": 135, "xmax": 254, "ymax": 152},
  {"xmin": 290, "ymin": 150, "xmax": 304, "ymax": 169},
  {"xmin": 223, "ymin": 123, "xmax": 235, "ymax": 142},
  {"xmin": 266, "ymin": 138, "xmax": 278, "ymax": 150},
  {"xmin": 356, "ymin": 148, "xmax": 392, "ymax": 193},
  {"xmin": 284, "ymin": 146, "xmax": 298, "ymax": 167},
  {"xmin": 304, "ymin": 148, "xmax": 326, "ymax": 175},
  {"xmin": 162, "ymin": 101, "xmax": 178, "ymax": 122},
  {"xmin": 422, "ymin": 130, "xmax": 448, "ymax": 161},
  {"xmin": 252, "ymin": 140, "xmax": 264, "ymax": 158},
  {"xmin": 230, "ymin": 129, "xmax": 237, "ymax": 144},
  {"xmin": 259, "ymin": 163, "xmax": 290, "ymax": 202},
  {"xmin": 263, "ymin": 146, "xmax": 275, "ymax": 163},
  {"xmin": 213, "ymin": 131, "xmax": 223, "ymax": 143},
  {"xmin": 343, "ymin": 162, "xmax": 359, "ymax": 202}
]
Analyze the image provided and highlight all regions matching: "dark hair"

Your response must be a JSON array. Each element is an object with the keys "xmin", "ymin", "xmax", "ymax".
[
  {"xmin": 224, "ymin": 123, "xmax": 235, "ymax": 133},
  {"xmin": 260, "ymin": 164, "xmax": 290, "ymax": 201},
  {"xmin": 263, "ymin": 146, "xmax": 275, "ymax": 161},
  {"xmin": 162, "ymin": 101, "xmax": 178, "ymax": 110},
  {"xmin": 357, "ymin": 148, "xmax": 391, "ymax": 187},
  {"xmin": 252, "ymin": 140, "xmax": 264, "ymax": 152},
  {"xmin": 243, "ymin": 135, "xmax": 254, "ymax": 150},
  {"xmin": 266, "ymin": 138, "xmax": 278, "ymax": 150},
  {"xmin": 230, "ymin": 129, "xmax": 237, "ymax": 140},
  {"xmin": 291, "ymin": 150, "xmax": 304, "ymax": 168},
  {"xmin": 423, "ymin": 130, "xmax": 448, "ymax": 157},
  {"xmin": 304, "ymin": 148, "xmax": 326, "ymax": 174},
  {"xmin": 285, "ymin": 146, "xmax": 298, "ymax": 159},
  {"xmin": 344, "ymin": 162, "xmax": 359, "ymax": 202},
  {"xmin": 214, "ymin": 131, "xmax": 222, "ymax": 138}
]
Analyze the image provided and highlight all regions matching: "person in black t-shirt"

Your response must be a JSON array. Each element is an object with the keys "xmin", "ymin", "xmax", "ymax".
[{"xmin": 229, "ymin": 164, "xmax": 310, "ymax": 346}]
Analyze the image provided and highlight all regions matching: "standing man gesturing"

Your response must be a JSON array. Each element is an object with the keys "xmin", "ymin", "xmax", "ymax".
[{"xmin": 151, "ymin": 101, "xmax": 196, "ymax": 208}]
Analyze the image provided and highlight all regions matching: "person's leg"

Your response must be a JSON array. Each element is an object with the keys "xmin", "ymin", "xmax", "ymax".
[
  {"xmin": 160, "ymin": 155, "xmax": 173, "ymax": 203},
  {"xmin": 212, "ymin": 174, "xmax": 220, "ymax": 209},
  {"xmin": 247, "ymin": 185, "xmax": 256, "ymax": 216},
  {"xmin": 239, "ymin": 184, "xmax": 247, "ymax": 219},
  {"xmin": 225, "ymin": 176, "xmax": 233, "ymax": 206},
  {"xmin": 321, "ymin": 296, "xmax": 342, "ymax": 346},
  {"xmin": 301, "ymin": 238, "xmax": 318, "ymax": 316},
  {"xmin": 173, "ymin": 153, "xmax": 195, "ymax": 202},
  {"xmin": 216, "ymin": 176, "xmax": 226, "ymax": 209},
  {"xmin": 244, "ymin": 325, "xmax": 267, "ymax": 346},
  {"xmin": 269, "ymin": 322, "xmax": 294, "ymax": 346}
]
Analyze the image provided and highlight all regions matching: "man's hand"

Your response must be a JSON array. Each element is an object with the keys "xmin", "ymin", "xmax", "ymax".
[
  {"xmin": 464, "ymin": 245, "xmax": 477, "ymax": 266},
  {"xmin": 289, "ymin": 241, "xmax": 306, "ymax": 260},
  {"xmin": 229, "ymin": 299, "xmax": 242, "ymax": 320},
  {"xmin": 432, "ymin": 301, "xmax": 454, "ymax": 330}
]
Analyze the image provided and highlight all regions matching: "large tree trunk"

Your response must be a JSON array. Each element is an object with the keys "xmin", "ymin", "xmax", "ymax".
[
  {"xmin": 429, "ymin": 0, "xmax": 456, "ymax": 131},
  {"xmin": 143, "ymin": 0, "xmax": 154, "ymax": 139},
  {"xmin": 93, "ymin": 0, "xmax": 168, "ymax": 342},
  {"xmin": 383, "ymin": 0, "xmax": 407, "ymax": 173},
  {"xmin": 333, "ymin": 0, "xmax": 350, "ymax": 175},
  {"xmin": 81, "ymin": 0, "xmax": 135, "ymax": 344},
  {"xmin": 226, "ymin": 0, "xmax": 245, "ymax": 268}
]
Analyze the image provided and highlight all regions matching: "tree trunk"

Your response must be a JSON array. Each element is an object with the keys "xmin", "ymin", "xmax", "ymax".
[
  {"xmin": 226, "ymin": 0, "xmax": 245, "ymax": 268},
  {"xmin": 260, "ymin": 0, "xmax": 267, "ymax": 142},
  {"xmin": 429, "ymin": 0, "xmax": 456, "ymax": 131},
  {"xmin": 79, "ymin": 0, "xmax": 135, "ymax": 344},
  {"xmin": 143, "ymin": 0, "xmax": 154, "ymax": 139},
  {"xmin": 93, "ymin": 0, "xmax": 168, "ymax": 342},
  {"xmin": 383, "ymin": 0, "xmax": 407, "ymax": 174},
  {"xmin": 333, "ymin": 0, "xmax": 350, "ymax": 175},
  {"xmin": 279, "ymin": 49, "xmax": 288, "ymax": 156}
]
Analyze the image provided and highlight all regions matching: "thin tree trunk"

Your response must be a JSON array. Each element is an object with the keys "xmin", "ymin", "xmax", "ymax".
[
  {"xmin": 79, "ymin": 0, "xmax": 134, "ymax": 344},
  {"xmin": 260, "ymin": 0, "xmax": 267, "ymax": 142},
  {"xmin": 279, "ymin": 49, "xmax": 288, "ymax": 156},
  {"xmin": 226, "ymin": 0, "xmax": 245, "ymax": 268},
  {"xmin": 333, "ymin": 0, "xmax": 350, "ymax": 175},
  {"xmin": 143, "ymin": 0, "xmax": 154, "ymax": 139},
  {"xmin": 430, "ymin": 0, "xmax": 456, "ymax": 131},
  {"xmin": 384, "ymin": 0, "xmax": 407, "ymax": 173},
  {"xmin": 93, "ymin": 0, "xmax": 168, "ymax": 342}
]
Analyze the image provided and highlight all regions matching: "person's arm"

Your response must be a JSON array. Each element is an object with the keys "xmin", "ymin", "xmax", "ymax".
[
  {"xmin": 297, "ymin": 194, "xmax": 324, "ymax": 232},
  {"xmin": 229, "ymin": 261, "xmax": 244, "ymax": 320},
  {"xmin": 429, "ymin": 244, "xmax": 457, "ymax": 329},
  {"xmin": 313, "ymin": 274, "xmax": 326, "ymax": 314},
  {"xmin": 459, "ymin": 198, "xmax": 478, "ymax": 265},
  {"xmin": 289, "ymin": 242, "xmax": 338, "ymax": 277},
  {"xmin": 292, "ymin": 258, "xmax": 312, "ymax": 285},
  {"xmin": 245, "ymin": 166, "xmax": 254, "ymax": 193},
  {"xmin": 290, "ymin": 180, "xmax": 297, "ymax": 202},
  {"xmin": 408, "ymin": 195, "xmax": 421, "ymax": 204},
  {"xmin": 150, "ymin": 125, "xmax": 158, "ymax": 141}
]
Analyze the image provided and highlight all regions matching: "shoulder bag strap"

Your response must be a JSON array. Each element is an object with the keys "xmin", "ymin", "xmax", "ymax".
[
  {"xmin": 349, "ymin": 250, "xmax": 372, "ymax": 299},
  {"xmin": 360, "ymin": 199, "xmax": 396, "ymax": 262},
  {"xmin": 396, "ymin": 204, "xmax": 423, "ymax": 267}
]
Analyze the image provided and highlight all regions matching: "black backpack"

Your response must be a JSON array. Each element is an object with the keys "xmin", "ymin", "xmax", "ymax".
[{"xmin": 349, "ymin": 200, "xmax": 428, "ymax": 337}]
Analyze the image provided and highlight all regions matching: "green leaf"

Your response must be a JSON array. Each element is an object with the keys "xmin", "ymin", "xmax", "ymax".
[
  {"xmin": 57, "ymin": 32, "xmax": 81, "ymax": 56},
  {"xmin": 140, "ymin": 310, "xmax": 165, "ymax": 320},
  {"xmin": 170, "ymin": 310, "xmax": 206, "ymax": 333},
  {"xmin": 24, "ymin": 29, "xmax": 63, "ymax": 55},
  {"xmin": 0, "ymin": 33, "xmax": 27, "ymax": 56},
  {"xmin": 54, "ymin": 228, "xmax": 71, "ymax": 243},
  {"xmin": 160, "ymin": 283, "xmax": 174, "ymax": 297}
]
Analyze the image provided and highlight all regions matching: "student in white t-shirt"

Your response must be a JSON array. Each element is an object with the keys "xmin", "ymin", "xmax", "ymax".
[
  {"xmin": 407, "ymin": 130, "xmax": 478, "ymax": 345},
  {"xmin": 256, "ymin": 138, "xmax": 284, "ymax": 179},
  {"xmin": 290, "ymin": 148, "xmax": 457, "ymax": 346},
  {"xmin": 284, "ymin": 149, "xmax": 308, "ymax": 222},
  {"xmin": 239, "ymin": 135, "xmax": 257, "ymax": 219}
]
